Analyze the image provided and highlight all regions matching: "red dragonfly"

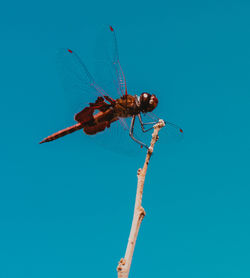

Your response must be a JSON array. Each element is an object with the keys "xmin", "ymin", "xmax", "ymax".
[{"xmin": 40, "ymin": 26, "xmax": 183, "ymax": 149}]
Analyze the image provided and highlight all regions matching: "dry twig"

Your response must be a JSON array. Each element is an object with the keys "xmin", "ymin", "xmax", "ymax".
[{"xmin": 117, "ymin": 119, "xmax": 165, "ymax": 278}]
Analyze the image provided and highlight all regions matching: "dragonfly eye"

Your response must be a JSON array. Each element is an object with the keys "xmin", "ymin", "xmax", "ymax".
[
  {"xmin": 139, "ymin": 93, "xmax": 158, "ymax": 112},
  {"xmin": 140, "ymin": 92, "xmax": 150, "ymax": 102},
  {"xmin": 147, "ymin": 95, "xmax": 158, "ymax": 112}
]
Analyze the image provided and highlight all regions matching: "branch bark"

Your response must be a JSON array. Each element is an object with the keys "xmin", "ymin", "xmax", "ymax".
[{"xmin": 117, "ymin": 119, "xmax": 165, "ymax": 278}]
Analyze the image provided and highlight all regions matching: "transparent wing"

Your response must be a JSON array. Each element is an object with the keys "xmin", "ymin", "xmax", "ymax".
[
  {"xmin": 56, "ymin": 26, "xmax": 127, "ymax": 114},
  {"xmin": 86, "ymin": 113, "xmax": 183, "ymax": 155},
  {"xmin": 57, "ymin": 48, "xmax": 115, "ymax": 115},
  {"xmin": 142, "ymin": 112, "xmax": 184, "ymax": 144},
  {"xmin": 56, "ymin": 38, "xmax": 139, "ymax": 154},
  {"xmin": 82, "ymin": 117, "xmax": 145, "ymax": 156},
  {"xmin": 93, "ymin": 26, "xmax": 127, "ymax": 99}
]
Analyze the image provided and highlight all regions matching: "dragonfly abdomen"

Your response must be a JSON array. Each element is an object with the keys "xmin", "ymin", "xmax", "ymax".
[{"xmin": 39, "ymin": 123, "xmax": 83, "ymax": 144}]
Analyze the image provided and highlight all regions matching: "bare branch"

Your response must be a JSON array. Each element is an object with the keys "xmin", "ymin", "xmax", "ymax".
[{"xmin": 117, "ymin": 119, "xmax": 165, "ymax": 278}]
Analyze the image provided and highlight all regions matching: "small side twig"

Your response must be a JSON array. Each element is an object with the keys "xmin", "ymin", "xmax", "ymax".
[{"xmin": 117, "ymin": 119, "xmax": 165, "ymax": 278}]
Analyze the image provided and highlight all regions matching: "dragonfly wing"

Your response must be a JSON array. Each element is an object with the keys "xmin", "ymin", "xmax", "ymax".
[
  {"xmin": 57, "ymin": 48, "xmax": 113, "ymax": 115},
  {"xmin": 93, "ymin": 26, "xmax": 127, "ymax": 99},
  {"xmin": 140, "ymin": 112, "xmax": 184, "ymax": 143},
  {"xmin": 79, "ymin": 117, "xmax": 140, "ymax": 156},
  {"xmin": 55, "ymin": 28, "xmax": 145, "ymax": 154}
]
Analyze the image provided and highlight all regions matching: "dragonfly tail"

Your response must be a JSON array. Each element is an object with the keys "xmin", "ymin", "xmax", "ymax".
[{"xmin": 39, "ymin": 123, "xmax": 83, "ymax": 144}]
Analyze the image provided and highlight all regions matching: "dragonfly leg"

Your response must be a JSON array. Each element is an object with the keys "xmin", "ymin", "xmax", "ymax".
[
  {"xmin": 138, "ymin": 113, "xmax": 157, "ymax": 133},
  {"xmin": 129, "ymin": 115, "xmax": 149, "ymax": 149}
]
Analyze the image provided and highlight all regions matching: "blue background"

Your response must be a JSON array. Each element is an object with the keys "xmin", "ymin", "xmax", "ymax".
[{"xmin": 1, "ymin": 0, "xmax": 250, "ymax": 277}]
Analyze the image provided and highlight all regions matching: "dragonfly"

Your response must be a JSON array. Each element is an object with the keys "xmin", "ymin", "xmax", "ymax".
[{"xmin": 40, "ymin": 26, "xmax": 183, "ymax": 149}]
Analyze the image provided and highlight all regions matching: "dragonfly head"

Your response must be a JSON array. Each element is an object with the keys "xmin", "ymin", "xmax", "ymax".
[{"xmin": 139, "ymin": 92, "xmax": 158, "ymax": 113}]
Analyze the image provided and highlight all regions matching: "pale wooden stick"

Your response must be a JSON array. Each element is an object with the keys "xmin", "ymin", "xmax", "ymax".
[{"xmin": 117, "ymin": 119, "xmax": 165, "ymax": 278}]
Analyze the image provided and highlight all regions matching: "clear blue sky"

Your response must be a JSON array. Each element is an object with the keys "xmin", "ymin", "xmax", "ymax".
[{"xmin": 1, "ymin": 0, "xmax": 250, "ymax": 277}]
